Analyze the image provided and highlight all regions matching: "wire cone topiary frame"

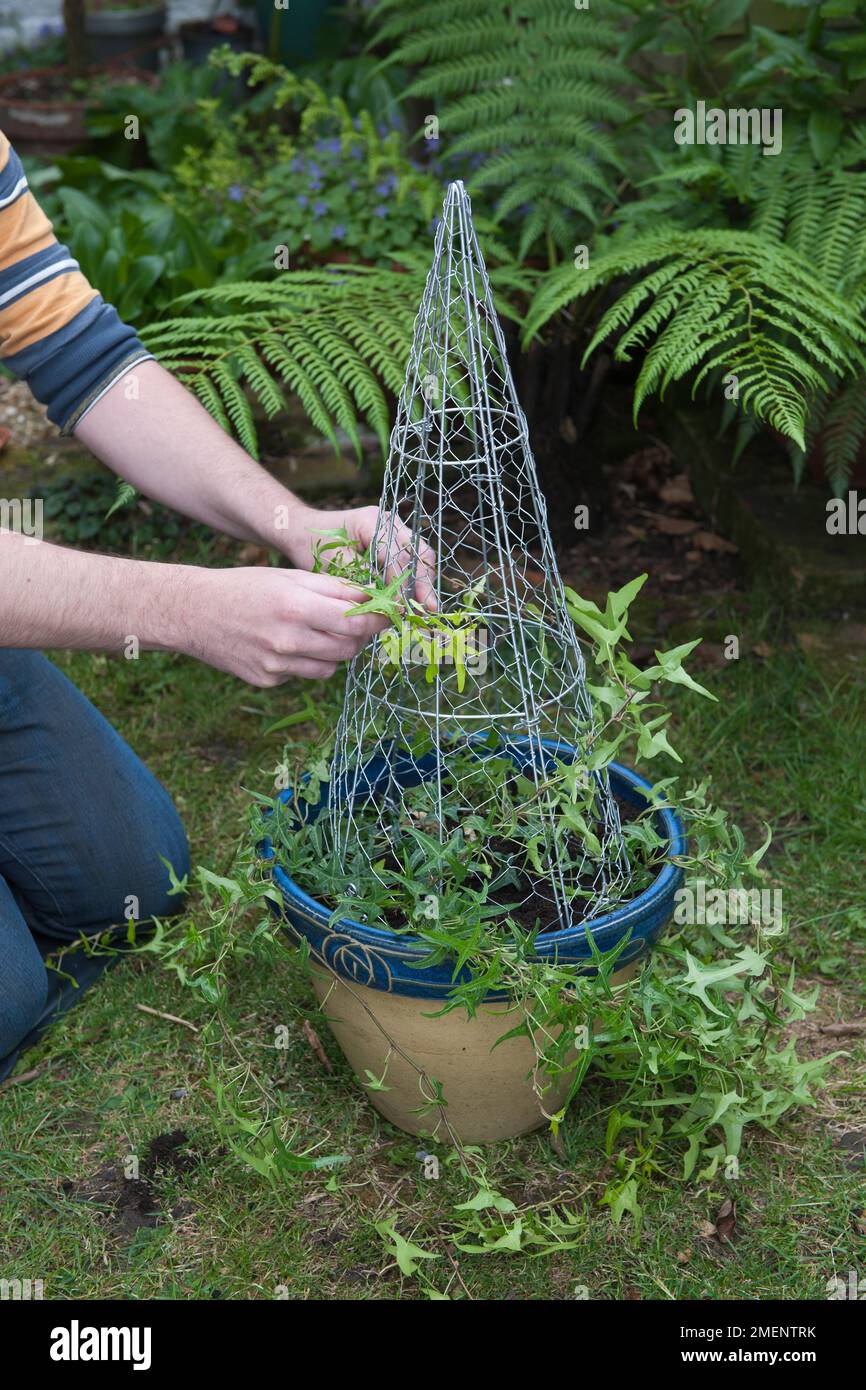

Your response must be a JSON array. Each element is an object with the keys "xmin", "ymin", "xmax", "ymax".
[{"xmin": 326, "ymin": 180, "xmax": 629, "ymax": 929}]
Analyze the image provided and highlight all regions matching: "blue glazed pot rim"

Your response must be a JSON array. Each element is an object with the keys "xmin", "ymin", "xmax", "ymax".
[{"xmin": 267, "ymin": 760, "xmax": 686, "ymax": 962}]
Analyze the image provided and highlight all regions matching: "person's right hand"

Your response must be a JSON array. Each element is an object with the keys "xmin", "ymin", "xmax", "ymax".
[{"xmin": 178, "ymin": 567, "xmax": 389, "ymax": 686}]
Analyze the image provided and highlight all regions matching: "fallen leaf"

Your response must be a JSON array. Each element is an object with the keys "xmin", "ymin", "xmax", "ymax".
[
  {"xmin": 659, "ymin": 473, "xmax": 694, "ymax": 506},
  {"xmin": 647, "ymin": 513, "xmax": 699, "ymax": 536},
  {"xmin": 753, "ymin": 641, "xmax": 774, "ymax": 658},
  {"xmin": 676, "ymin": 1248, "xmax": 693, "ymax": 1264},
  {"xmin": 236, "ymin": 543, "xmax": 272, "ymax": 566},
  {"xmin": 692, "ymin": 530, "xmax": 738, "ymax": 554},
  {"xmin": 302, "ymin": 1020, "xmax": 334, "ymax": 1074},
  {"xmin": 698, "ymin": 1220, "xmax": 717, "ymax": 1240},
  {"xmin": 796, "ymin": 632, "xmax": 826, "ymax": 654},
  {"xmin": 0, "ymin": 425, "xmax": 11, "ymax": 452},
  {"xmin": 714, "ymin": 1198, "xmax": 737, "ymax": 1243},
  {"xmin": 693, "ymin": 641, "xmax": 725, "ymax": 665},
  {"xmin": 625, "ymin": 1286, "xmax": 641, "ymax": 1300}
]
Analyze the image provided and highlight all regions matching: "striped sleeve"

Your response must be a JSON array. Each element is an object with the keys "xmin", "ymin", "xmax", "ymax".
[{"xmin": 0, "ymin": 129, "xmax": 153, "ymax": 433}]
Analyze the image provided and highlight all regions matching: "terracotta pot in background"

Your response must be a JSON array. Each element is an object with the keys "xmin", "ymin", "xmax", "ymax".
[{"xmin": 0, "ymin": 63, "xmax": 157, "ymax": 155}]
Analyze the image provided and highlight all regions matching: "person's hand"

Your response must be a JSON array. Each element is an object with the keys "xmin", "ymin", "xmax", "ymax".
[
  {"xmin": 280, "ymin": 503, "xmax": 438, "ymax": 611},
  {"xmin": 175, "ymin": 567, "xmax": 389, "ymax": 686}
]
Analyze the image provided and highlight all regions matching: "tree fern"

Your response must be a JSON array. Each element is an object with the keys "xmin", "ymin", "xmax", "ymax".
[
  {"xmin": 366, "ymin": 0, "xmax": 631, "ymax": 261},
  {"xmin": 525, "ymin": 228, "xmax": 866, "ymax": 452},
  {"xmin": 142, "ymin": 262, "xmax": 529, "ymax": 461},
  {"xmin": 141, "ymin": 267, "xmax": 423, "ymax": 459}
]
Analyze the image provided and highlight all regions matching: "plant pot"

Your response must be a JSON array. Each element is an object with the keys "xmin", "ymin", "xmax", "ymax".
[
  {"xmin": 178, "ymin": 17, "xmax": 255, "ymax": 65},
  {"xmin": 85, "ymin": 5, "xmax": 167, "ymax": 73},
  {"xmin": 268, "ymin": 752, "xmax": 686, "ymax": 1144},
  {"xmin": 308, "ymin": 958, "xmax": 639, "ymax": 1142},
  {"xmin": 0, "ymin": 66, "xmax": 89, "ymax": 153},
  {"xmin": 254, "ymin": 0, "xmax": 340, "ymax": 62},
  {"xmin": 0, "ymin": 63, "xmax": 157, "ymax": 155}
]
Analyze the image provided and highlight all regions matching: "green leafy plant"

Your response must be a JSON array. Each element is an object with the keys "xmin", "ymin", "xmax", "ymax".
[
  {"xmin": 169, "ymin": 51, "xmax": 441, "ymax": 271},
  {"xmin": 36, "ymin": 176, "xmax": 233, "ymax": 323},
  {"xmin": 366, "ymin": 0, "xmax": 632, "ymax": 262},
  {"xmin": 524, "ymin": 226, "xmax": 866, "ymax": 455},
  {"xmin": 138, "ymin": 570, "xmax": 826, "ymax": 1270},
  {"xmin": 140, "ymin": 266, "xmax": 423, "ymax": 459},
  {"xmin": 541, "ymin": 1, "xmax": 866, "ymax": 487},
  {"xmin": 140, "ymin": 254, "xmax": 528, "ymax": 459},
  {"xmin": 313, "ymin": 528, "xmax": 488, "ymax": 692}
]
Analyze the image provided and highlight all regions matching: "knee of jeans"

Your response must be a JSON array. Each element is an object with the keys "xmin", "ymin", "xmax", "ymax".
[
  {"xmin": 0, "ymin": 955, "xmax": 48, "ymax": 1058},
  {"xmin": 139, "ymin": 794, "xmax": 191, "ymax": 922},
  {"xmin": 105, "ymin": 790, "xmax": 191, "ymax": 929}
]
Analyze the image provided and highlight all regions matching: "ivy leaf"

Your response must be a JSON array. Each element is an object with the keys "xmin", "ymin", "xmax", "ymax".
[
  {"xmin": 682, "ymin": 946, "xmax": 767, "ymax": 1015},
  {"xmin": 643, "ymin": 641, "xmax": 718, "ymax": 701},
  {"xmin": 455, "ymin": 1186, "xmax": 517, "ymax": 1214},
  {"xmin": 375, "ymin": 1220, "xmax": 439, "ymax": 1276},
  {"xmin": 637, "ymin": 713, "xmax": 681, "ymax": 762}
]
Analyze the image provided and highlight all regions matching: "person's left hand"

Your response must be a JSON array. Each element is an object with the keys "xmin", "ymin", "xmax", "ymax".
[{"xmin": 280, "ymin": 503, "xmax": 437, "ymax": 611}]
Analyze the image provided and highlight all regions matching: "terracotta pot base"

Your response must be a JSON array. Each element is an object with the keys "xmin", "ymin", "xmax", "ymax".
[{"xmin": 311, "ymin": 961, "xmax": 637, "ymax": 1144}]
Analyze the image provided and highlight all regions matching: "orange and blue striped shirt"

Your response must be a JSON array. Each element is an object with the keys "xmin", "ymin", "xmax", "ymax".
[{"xmin": 0, "ymin": 129, "xmax": 152, "ymax": 432}]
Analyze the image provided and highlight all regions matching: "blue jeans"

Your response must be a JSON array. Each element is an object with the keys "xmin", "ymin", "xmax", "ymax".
[{"xmin": 0, "ymin": 651, "xmax": 189, "ymax": 1082}]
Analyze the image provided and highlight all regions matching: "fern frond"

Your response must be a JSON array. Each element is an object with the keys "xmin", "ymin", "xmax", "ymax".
[
  {"xmin": 524, "ymin": 229, "xmax": 866, "ymax": 450},
  {"xmin": 367, "ymin": 0, "xmax": 630, "ymax": 256},
  {"xmin": 141, "ymin": 267, "xmax": 440, "ymax": 458}
]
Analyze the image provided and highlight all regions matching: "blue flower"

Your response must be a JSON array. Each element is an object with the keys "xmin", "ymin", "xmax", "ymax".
[
  {"xmin": 313, "ymin": 200, "xmax": 329, "ymax": 218},
  {"xmin": 373, "ymin": 204, "xmax": 389, "ymax": 218},
  {"xmin": 376, "ymin": 177, "xmax": 398, "ymax": 196},
  {"xmin": 289, "ymin": 157, "xmax": 304, "ymax": 173},
  {"xmin": 332, "ymin": 224, "xmax": 346, "ymax": 240},
  {"xmin": 349, "ymin": 145, "xmax": 365, "ymax": 161},
  {"xmin": 307, "ymin": 161, "xmax": 321, "ymax": 178},
  {"xmin": 309, "ymin": 178, "xmax": 323, "ymax": 192},
  {"xmin": 228, "ymin": 184, "xmax": 244, "ymax": 202},
  {"xmin": 316, "ymin": 137, "xmax": 342, "ymax": 155},
  {"xmin": 297, "ymin": 194, "xmax": 309, "ymax": 208},
  {"xmin": 349, "ymin": 178, "xmax": 359, "ymax": 191}
]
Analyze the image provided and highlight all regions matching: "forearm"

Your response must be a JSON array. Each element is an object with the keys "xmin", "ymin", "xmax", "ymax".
[
  {"xmin": 0, "ymin": 529, "xmax": 192, "ymax": 652},
  {"xmin": 74, "ymin": 360, "xmax": 309, "ymax": 553}
]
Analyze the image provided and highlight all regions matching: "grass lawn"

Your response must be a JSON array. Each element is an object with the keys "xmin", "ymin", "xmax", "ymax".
[{"xmin": 1, "ymin": 572, "xmax": 864, "ymax": 1301}]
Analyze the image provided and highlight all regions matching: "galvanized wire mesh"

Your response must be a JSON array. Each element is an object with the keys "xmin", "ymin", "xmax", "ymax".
[{"xmin": 325, "ymin": 181, "xmax": 629, "ymax": 929}]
